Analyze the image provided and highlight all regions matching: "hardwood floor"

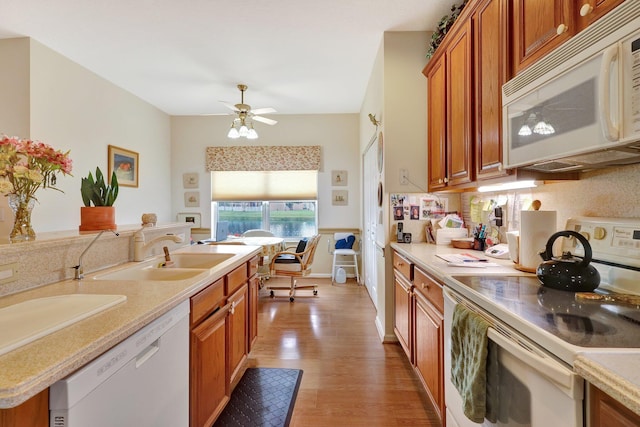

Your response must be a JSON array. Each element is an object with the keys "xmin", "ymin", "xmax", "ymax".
[{"xmin": 248, "ymin": 277, "xmax": 442, "ymax": 426}]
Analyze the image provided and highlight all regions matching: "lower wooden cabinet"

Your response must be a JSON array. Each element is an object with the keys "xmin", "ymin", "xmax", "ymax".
[
  {"xmin": 0, "ymin": 389, "xmax": 49, "ymax": 427},
  {"xmin": 249, "ymin": 275, "xmax": 260, "ymax": 351},
  {"xmin": 394, "ymin": 275, "xmax": 413, "ymax": 362},
  {"xmin": 590, "ymin": 383, "xmax": 640, "ymax": 427},
  {"xmin": 189, "ymin": 256, "xmax": 258, "ymax": 427},
  {"xmin": 414, "ymin": 289, "xmax": 444, "ymax": 421},
  {"xmin": 190, "ymin": 300, "xmax": 229, "ymax": 427},
  {"xmin": 227, "ymin": 284, "xmax": 249, "ymax": 389},
  {"xmin": 393, "ymin": 251, "xmax": 445, "ymax": 425}
]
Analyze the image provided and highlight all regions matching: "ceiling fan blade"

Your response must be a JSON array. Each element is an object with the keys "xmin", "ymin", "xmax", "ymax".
[
  {"xmin": 250, "ymin": 107, "xmax": 276, "ymax": 115},
  {"xmin": 253, "ymin": 115, "xmax": 278, "ymax": 126},
  {"xmin": 220, "ymin": 101, "xmax": 240, "ymax": 112}
]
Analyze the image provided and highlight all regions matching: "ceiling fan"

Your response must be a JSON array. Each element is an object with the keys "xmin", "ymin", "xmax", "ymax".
[{"xmin": 221, "ymin": 84, "xmax": 277, "ymax": 139}]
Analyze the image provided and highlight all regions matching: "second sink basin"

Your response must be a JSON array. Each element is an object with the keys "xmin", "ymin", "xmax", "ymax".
[
  {"xmin": 157, "ymin": 253, "xmax": 234, "ymax": 269},
  {"xmin": 94, "ymin": 267, "xmax": 206, "ymax": 282}
]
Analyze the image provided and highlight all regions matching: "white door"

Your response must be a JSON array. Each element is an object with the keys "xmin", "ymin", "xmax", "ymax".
[{"xmin": 363, "ymin": 135, "xmax": 379, "ymax": 307}]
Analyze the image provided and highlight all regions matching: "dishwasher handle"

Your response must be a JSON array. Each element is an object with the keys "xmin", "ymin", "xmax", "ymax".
[
  {"xmin": 487, "ymin": 328, "xmax": 581, "ymax": 399},
  {"xmin": 135, "ymin": 338, "xmax": 160, "ymax": 368}
]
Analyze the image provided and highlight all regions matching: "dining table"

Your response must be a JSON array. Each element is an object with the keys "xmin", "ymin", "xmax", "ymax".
[{"xmin": 217, "ymin": 236, "xmax": 286, "ymax": 278}]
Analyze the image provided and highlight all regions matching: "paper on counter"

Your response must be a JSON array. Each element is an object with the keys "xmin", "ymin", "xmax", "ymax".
[{"xmin": 446, "ymin": 262, "xmax": 499, "ymax": 268}]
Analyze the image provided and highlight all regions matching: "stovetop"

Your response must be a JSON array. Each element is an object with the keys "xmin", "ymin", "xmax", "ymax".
[{"xmin": 453, "ymin": 275, "xmax": 640, "ymax": 349}]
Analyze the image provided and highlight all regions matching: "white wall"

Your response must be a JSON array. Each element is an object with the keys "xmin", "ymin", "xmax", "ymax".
[
  {"xmin": 0, "ymin": 38, "xmax": 172, "ymax": 239},
  {"xmin": 170, "ymin": 114, "xmax": 360, "ymax": 234},
  {"xmin": 359, "ymin": 31, "xmax": 435, "ymax": 342}
]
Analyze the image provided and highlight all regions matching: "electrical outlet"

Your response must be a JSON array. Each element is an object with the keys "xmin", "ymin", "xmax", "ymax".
[
  {"xmin": 400, "ymin": 169, "xmax": 408, "ymax": 185},
  {"xmin": 0, "ymin": 207, "xmax": 4, "ymax": 221}
]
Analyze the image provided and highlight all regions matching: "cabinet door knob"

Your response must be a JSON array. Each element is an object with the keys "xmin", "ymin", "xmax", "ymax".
[
  {"xmin": 444, "ymin": 177, "xmax": 449, "ymax": 183},
  {"xmin": 438, "ymin": 178, "xmax": 443, "ymax": 184},
  {"xmin": 556, "ymin": 24, "xmax": 568, "ymax": 35},
  {"xmin": 580, "ymin": 4, "xmax": 594, "ymax": 16}
]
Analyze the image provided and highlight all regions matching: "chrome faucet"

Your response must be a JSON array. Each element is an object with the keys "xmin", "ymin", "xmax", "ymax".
[
  {"xmin": 73, "ymin": 229, "xmax": 119, "ymax": 280},
  {"xmin": 133, "ymin": 226, "xmax": 184, "ymax": 261}
]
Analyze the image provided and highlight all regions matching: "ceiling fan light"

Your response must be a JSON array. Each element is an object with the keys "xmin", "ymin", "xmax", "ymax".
[
  {"xmin": 238, "ymin": 124, "xmax": 249, "ymax": 137},
  {"xmin": 227, "ymin": 126, "xmax": 240, "ymax": 139},
  {"xmin": 247, "ymin": 126, "xmax": 258, "ymax": 139}
]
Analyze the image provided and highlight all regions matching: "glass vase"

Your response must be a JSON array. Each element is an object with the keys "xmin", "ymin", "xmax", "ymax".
[{"xmin": 8, "ymin": 193, "xmax": 36, "ymax": 242}]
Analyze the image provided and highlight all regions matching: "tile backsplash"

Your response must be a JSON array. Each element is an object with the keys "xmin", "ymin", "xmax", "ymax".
[{"xmin": 461, "ymin": 162, "xmax": 640, "ymax": 239}]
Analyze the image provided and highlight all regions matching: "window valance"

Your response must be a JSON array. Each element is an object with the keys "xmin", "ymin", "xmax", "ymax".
[{"xmin": 206, "ymin": 145, "xmax": 321, "ymax": 171}]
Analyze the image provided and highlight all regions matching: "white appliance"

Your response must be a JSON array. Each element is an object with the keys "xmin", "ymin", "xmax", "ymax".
[
  {"xmin": 444, "ymin": 289, "xmax": 583, "ymax": 427},
  {"xmin": 49, "ymin": 300, "xmax": 190, "ymax": 427},
  {"xmin": 444, "ymin": 217, "xmax": 640, "ymax": 427},
  {"xmin": 502, "ymin": 1, "xmax": 640, "ymax": 173}
]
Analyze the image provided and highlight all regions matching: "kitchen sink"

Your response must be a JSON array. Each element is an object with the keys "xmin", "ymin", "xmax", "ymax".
[
  {"xmin": 93, "ymin": 266, "xmax": 207, "ymax": 282},
  {"xmin": 0, "ymin": 294, "xmax": 126, "ymax": 357},
  {"xmin": 154, "ymin": 253, "xmax": 234, "ymax": 269}
]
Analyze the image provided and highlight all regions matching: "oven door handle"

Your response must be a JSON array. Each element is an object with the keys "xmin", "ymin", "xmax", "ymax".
[{"xmin": 487, "ymin": 328, "xmax": 581, "ymax": 399}]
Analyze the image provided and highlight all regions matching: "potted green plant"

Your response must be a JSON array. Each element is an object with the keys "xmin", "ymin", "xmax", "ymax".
[{"xmin": 79, "ymin": 167, "xmax": 119, "ymax": 231}]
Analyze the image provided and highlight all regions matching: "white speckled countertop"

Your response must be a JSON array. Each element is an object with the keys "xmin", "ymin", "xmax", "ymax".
[
  {"xmin": 0, "ymin": 243, "xmax": 261, "ymax": 409},
  {"xmin": 392, "ymin": 242, "xmax": 640, "ymax": 417},
  {"xmin": 575, "ymin": 353, "xmax": 640, "ymax": 416}
]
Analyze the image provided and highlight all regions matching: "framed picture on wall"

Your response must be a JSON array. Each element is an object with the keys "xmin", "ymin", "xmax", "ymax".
[
  {"xmin": 184, "ymin": 191, "xmax": 200, "ymax": 207},
  {"xmin": 177, "ymin": 212, "xmax": 201, "ymax": 228},
  {"xmin": 332, "ymin": 190, "xmax": 348, "ymax": 206},
  {"xmin": 183, "ymin": 173, "xmax": 199, "ymax": 188},
  {"xmin": 108, "ymin": 145, "xmax": 139, "ymax": 188},
  {"xmin": 331, "ymin": 170, "xmax": 348, "ymax": 186}
]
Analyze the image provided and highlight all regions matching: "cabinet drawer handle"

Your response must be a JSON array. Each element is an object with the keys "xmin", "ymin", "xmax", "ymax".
[
  {"xmin": 556, "ymin": 23, "xmax": 568, "ymax": 35},
  {"xmin": 580, "ymin": 4, "xmax": 593, "ymax": 16}
]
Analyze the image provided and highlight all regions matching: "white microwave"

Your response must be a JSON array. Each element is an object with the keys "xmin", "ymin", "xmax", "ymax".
[{"xmin": 502, "ymin": 1, "xmax": 640, "ymax": 173}]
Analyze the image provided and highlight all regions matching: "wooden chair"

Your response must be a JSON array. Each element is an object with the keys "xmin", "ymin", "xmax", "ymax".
[{"xmin": 267, "ymin": 234, "xmax": 321, "ymax": 302}]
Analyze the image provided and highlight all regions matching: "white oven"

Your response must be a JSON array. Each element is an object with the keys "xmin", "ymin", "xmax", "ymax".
[
  {"xmin": 443, "ymin": 288, "xmax": 583, "ymax": 427},
  {"xmin": 443, "ymin": 217, "xmax": 640, "ymax": 427}
]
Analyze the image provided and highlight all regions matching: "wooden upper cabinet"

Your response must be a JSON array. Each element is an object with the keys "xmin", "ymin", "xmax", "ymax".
[
  {"xmin": 426, "ymin": 58, "xmax": 447, "ymax": 191},
  {"xmin": 511, "ymin": 0, "xmax": 574, "ymax": 75},
  {"xmin": 576, "ymin": 0, "xmax": 625, "ymax": 30},
  {"xmin": 446, "ymin": 20, "xmax": 474, "ymax": 187},
  {"xmin": 474, "ymin": 0, "xmax": 508, "ymax": 180}
]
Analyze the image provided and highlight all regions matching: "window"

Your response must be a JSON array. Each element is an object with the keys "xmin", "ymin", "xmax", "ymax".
[
  {"xmin": 211, "ymin": 170, "xmax": 318, "ymax": 240},
  {"xmin": 214, "ymin": 201, "xmax": 317, "ymax": 239}
]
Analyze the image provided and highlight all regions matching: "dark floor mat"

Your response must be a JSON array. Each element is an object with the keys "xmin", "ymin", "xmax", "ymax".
[{"xmin": 214, "ymin": 368, "xmax": 303, "ymax": 427}]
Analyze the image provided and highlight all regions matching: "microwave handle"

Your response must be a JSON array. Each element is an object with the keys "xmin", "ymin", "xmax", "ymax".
[{"xmin": 599, "ymin": 45, "xmax": 619, "ymax": 142}]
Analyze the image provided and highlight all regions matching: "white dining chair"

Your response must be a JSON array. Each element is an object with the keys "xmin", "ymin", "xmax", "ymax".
[
  {"xmin": 328, "ymin": 232, "xmax": 360, "ymax": 284},
  {"xmin": 242, "ymin": 229, "xmax": 275, "ymax": 237}
]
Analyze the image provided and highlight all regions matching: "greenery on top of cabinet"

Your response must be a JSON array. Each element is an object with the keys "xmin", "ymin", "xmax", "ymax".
[{"xmin": 426, "ymin": 0, "xmax": 468, "ymax": 60}]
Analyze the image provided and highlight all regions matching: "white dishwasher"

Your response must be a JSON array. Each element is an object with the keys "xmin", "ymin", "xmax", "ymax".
[{"xmin": 50, "ymin": 300, "xmax": 190, "ymax": 427}]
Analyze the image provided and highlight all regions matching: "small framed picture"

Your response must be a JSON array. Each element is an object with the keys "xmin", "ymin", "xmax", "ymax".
[
  {"xmin": 183, "ymin": 173, "xmax": 199, "ymax": 188},
  {"xmin": 108, "ymin": 145, "xmax": 139, "ymax": 188},
  {"xmin": 184, "ymin": 191, "xmax": 200, "ymax": 207},
  {"xmin": 331, "ymin": 170, "xmax": 348, "ymax": 186},
  {"xmin": 332, "ymin": 190, "xmax": 348, "ymax": 206},
  {"xmin": 177, "ymin": 212, "xmax": 201, "ymax": 228}
]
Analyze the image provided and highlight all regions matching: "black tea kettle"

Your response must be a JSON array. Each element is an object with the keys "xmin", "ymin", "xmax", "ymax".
[{"xmin": 536, "ymin": 230, "xmax": 601, "ymax": 292}]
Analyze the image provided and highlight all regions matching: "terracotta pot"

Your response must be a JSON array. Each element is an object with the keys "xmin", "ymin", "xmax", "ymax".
[{"xmin": 79, "ymin": 206, "xmax": 117, "ymax": 232}]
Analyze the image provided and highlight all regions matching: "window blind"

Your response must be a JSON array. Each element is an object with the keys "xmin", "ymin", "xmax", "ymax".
[{"xmin": 211, "ymin": 170, "xmax": 318, "ymax": 201}]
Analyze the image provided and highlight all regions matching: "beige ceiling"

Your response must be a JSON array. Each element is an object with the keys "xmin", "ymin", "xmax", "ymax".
[{"xmin": 0, "ymin": 0, "xmax": 454, "ymax": 116}]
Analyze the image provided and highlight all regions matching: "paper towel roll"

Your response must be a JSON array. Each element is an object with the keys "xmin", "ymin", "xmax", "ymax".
[{"xmin": 519, "ymin": 210, "xmax": 557, "ymax": 271}]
